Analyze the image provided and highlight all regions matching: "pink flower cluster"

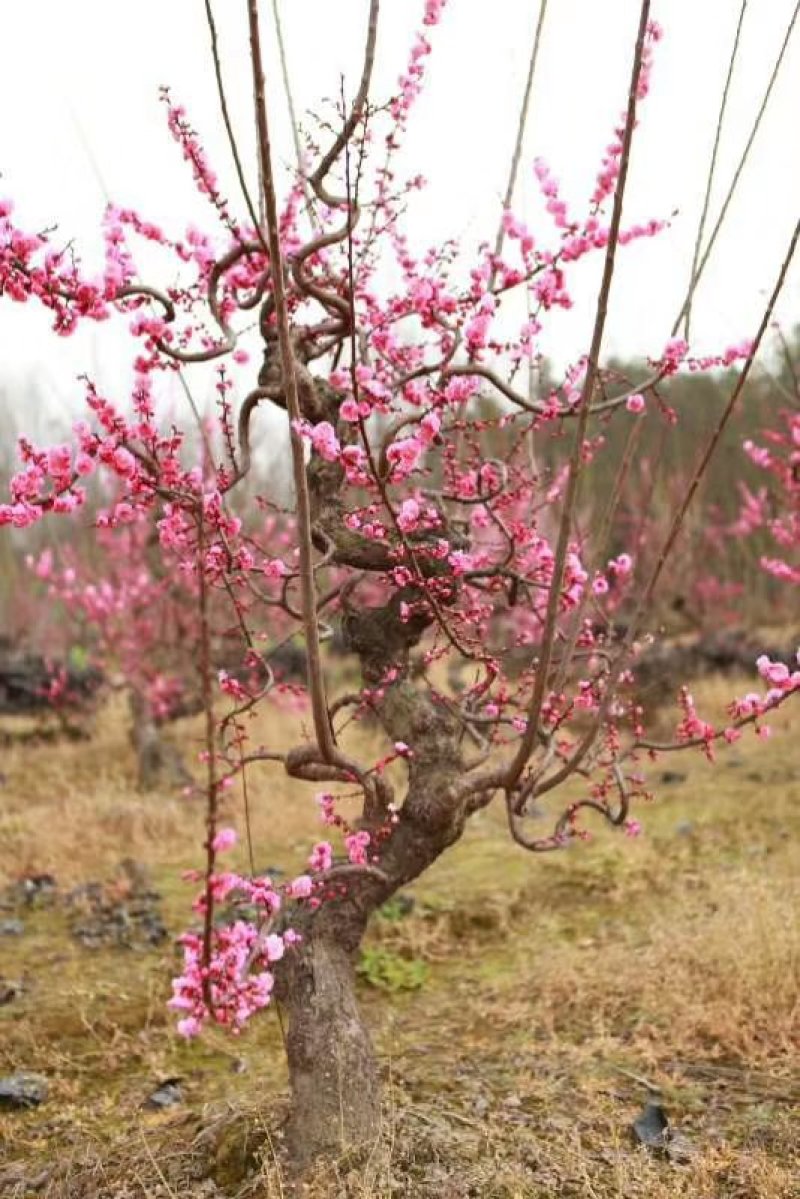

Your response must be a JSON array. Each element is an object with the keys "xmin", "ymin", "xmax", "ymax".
[
  {"xmin": 169, "ymin": 921, "xmax": 291, "ymax": 1038},
  {"xmin": 390, "ymin": 1, "xmax": 448, "ymax": 125},
  {"xmin": 731, "ymin": 652, "xmax": 800, "ymax": 723},
  {"xmin": 0, "ymin": 199, "xmax": 112, "ymax": 336}
]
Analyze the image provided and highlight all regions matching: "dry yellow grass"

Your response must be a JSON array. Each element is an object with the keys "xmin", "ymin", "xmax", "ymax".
[
  {"xmin": 0, "ymin": 687, "xmax": 385, "ymax": 885},
  {"xmin": 0, "ymin": 673, "xmax": 798, "ymax": 1196}
]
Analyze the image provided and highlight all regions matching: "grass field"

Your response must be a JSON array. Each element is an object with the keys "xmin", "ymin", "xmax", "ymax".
[{"xmin": 1, "ymin": 676, "xmax": 798, "ymax": 1197}]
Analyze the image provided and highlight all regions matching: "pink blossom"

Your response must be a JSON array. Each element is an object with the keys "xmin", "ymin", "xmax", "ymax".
[
  {"xmin": 177, "ymin": 1016, "xmax": 202, "ymax": 1039},
  {"xmin": 345, "ymin": 830, "xmax": 371, "ymax": 866},
  {"xmin": 307, "ymin": 421, "xmax": 341, "ymax": 462},
  {"xmin": 386, "ymin": 436, "xmax": 424, "ymax": 479},
  {"xmin": 449, "ymin": 549, "xmax": 475, "ymax": 575},
  {"xmin": 609, "ymin": 553, "xmax": 633, "ymax": 577},
  {"xmin": 308, "ymin": 841, "xmax": 333, "ymax": 873},
  {"xmin": 423, "ymin": 0, "xmax": 446, "ymax": 25},
  {"xmin": 419, "ymin": 412, "xmax": 440, "ymax": 443},
  {"xmin": 264, "ymin": 934, "xmax": 285, "ymax": 962},
  {"xmin": 262, "ymin": 557, "xmax": 289, "ymax": 580},
  {"xmin": 660, "ymin": 337, "xmax": 688, "ymax": 375},
  {"xmin": 755, "ymin": 655, "xmax": 791, "ymax": 687},
  {"xmin": 211, "ymin": 827, "xmax": 237, "ymax": 853},
  {"xmin": 287, "ymin": 874, "xmax": 313, "ymax": 898},
  {"xmin": 397, "ymin": 498, "xmax": 421, "ymax": 532}
]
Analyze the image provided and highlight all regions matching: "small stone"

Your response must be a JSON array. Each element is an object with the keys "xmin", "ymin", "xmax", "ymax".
[
  {"xmin": 0, "ymin": 979, "xmax": 23, "ymax": 1006},
  {"xmin": 143, "ymin": 1078, "xmax": 183, "ymax": 1110},
  {"xmin": 0, "ymin": 918, "xmax": 24, "ymax": 936},
  {"xmin": 666, "ymin": 1131, "xmax": 697, "ymax": 1163},
  {"xmin": 630, "ymin": 1101, "xmax": 695, "ymax": 1161},
  {"xmin": 0, "ymin": 1073, "xmax": 49, "ymax": 1109},
  {"xmin": 660, "ymin": 770, "xmax": 686, "ymax": 786},
  {"xmin": 19, "ymin": 874, "xmax": 58, "ymax": 907}
]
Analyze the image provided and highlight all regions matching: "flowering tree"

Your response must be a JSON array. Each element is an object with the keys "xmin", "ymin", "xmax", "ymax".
[
  {"xmin": 1, "ymin": 0, "xmax": 799, "ymax": 1166},
  {"xmin": 738, "ymin": 404, "xmax": 800, "ymax": 590}
]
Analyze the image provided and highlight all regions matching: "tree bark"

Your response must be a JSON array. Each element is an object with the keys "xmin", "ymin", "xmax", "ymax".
[
  {"xmin": 273, "ymin": 514, "xmax": 471, "ymax": 1168},
  {"xmin": 280, "ymin": 920, "xmax": 380, "ymax": 1166},
  {"xmin": 128, "ymin": 689, "xmax": 191, "ymax": 791}
]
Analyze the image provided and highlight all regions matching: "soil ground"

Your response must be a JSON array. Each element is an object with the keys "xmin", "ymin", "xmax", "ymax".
[{"xmin": 0, "ymin": 675, "xmax": 798, "ymax": 1197}]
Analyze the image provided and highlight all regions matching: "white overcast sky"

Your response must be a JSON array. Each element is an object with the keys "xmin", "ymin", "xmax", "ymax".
[{"xmin": 1, "ymin": 0, "xmax": 799, "ymax": 426}]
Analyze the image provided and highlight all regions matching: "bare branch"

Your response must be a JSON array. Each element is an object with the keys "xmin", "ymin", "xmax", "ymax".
[
  {"xmin": 203, "ymin": 0, "xmax": 268, "ymax": 252},
  {"xmin": 504, "ymin": 0, "xmax": 653, "ymax": 794},
  {"xmin": 492, "ymin": 0, "xmax": 549, "ymax": 268},
  {"xmin": 534, "ymin": 213, "xmax": 800, "ymax": 800},
  {"xmin": 673, "ymin": 0, "xmax": 799, "ymax": 335},
  {"xmin": 247, "ymin": 0, "xmax": 337, "ymax": 763},
  {"xmin": 270, "ymin": 0, "xmax": 318, "ymax": 227},
  {"xmin": 308, "ymin": 1, "xmax": 380, "ymax": 209},
  {"xmin": 682, "ymin": 0, "xmax": 747, "ymax": 341}
]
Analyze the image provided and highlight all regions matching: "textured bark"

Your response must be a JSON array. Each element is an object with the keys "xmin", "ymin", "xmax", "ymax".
[
  {"xmin": 277, "ymin": 764, "xmax": 467, "ymax": 1167},
  {"xmin": 280, "ymin": 921, "xmax": 380, "ymax": 1166},
  {"xmin": 128, "ymin": 690, "xmax": 191, "ymax": 791},
  {"xmin": 271, "ymin": 298, "xmax": 473, "ymax": 1168}
]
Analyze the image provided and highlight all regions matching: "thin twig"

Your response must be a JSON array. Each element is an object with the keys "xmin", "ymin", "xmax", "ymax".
[
  {"xmin": 198, "ymin": 505, "xmax": 220, "ymax": 1007},
  {"xmin": 504, "ymin": 0, "xmax": 653, "ymax": 794},
  {"xmin": 673, "ymin": 0, "xmax": 799, "ymax": 335},
  {"xmin": 535, "ymin": 214, "xmax": 800, "ymax": 801},
  {"xmin": 683, "ymin": 0, "xmax": 747, "ymax": 341},
  {"xmin": 309, "ymin": 1, "xmax": 380, "ymax": 209},
  {"xmin": 492, "ymin": 0, "xmax": 549, "ymax": 269},
  {"xmin": 270, "ymin": 0, "xmax": 317, "ymax": 227},
  {"xmin": 203, "ymin": 0, "xmax": 269, "ymax": 251},
  {"xmin": 247, "ymin": 0, "xmax": 336, "ymax": 762}
]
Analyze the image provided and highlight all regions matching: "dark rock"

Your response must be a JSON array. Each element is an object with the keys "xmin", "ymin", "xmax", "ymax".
[
  {"xmin": 0, "ymin": 643, "xmax": 102, "ymax": 715},
  {"xmin": 631, "ymin": 1101, "xmax": 669, "ymax": 1153},
  {"xmin": 67, "ymin": 860, "xmax": 167, "ymax": 949},
  {"xmin": 0, "ymin": 918, "xmax": 24, "ymax": 936},
  {"xmin": 0, "ymin": 978, "xmax": 23, "ymax": 1005},
  {"xmin": 0, "ymin": 1073, "xmax": 48, "ymax": 1109},
  {"xmin": 143, "ymin": 1078, "xmax": 183, "ymax": 1110},
  {"xmin": 631, "ymin": 1101, "xmax": 695, "ymax": 1162},
  {"xmin": 666, "ymin": 1131, "xmax": 697, "ymax": 1163},
  {"xmin": 660, "ymin": 770, "xmax": 687, "ymax": 786},
  {"xmin": 1, "ymin": 873, "xmax": 58, "ymax": 911}
]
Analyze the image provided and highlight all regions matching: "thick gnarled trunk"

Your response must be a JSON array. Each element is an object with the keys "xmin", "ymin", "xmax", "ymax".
[
  {"xmin": 275, "ymin": 519, "xmax": 471, "ymax": 1168},
  {"xmin": 281, "ymin": 926, "xmax": 380, "ymax": 1166}
]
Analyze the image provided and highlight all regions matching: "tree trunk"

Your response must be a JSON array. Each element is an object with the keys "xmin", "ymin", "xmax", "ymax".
[
  {"xmin": 128, "ymin": 689, "xmax": 191, "ymax": 791},
  {"xmin": 280, "ymin": 922, "xmax": 381, "ymax": 1167}
]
